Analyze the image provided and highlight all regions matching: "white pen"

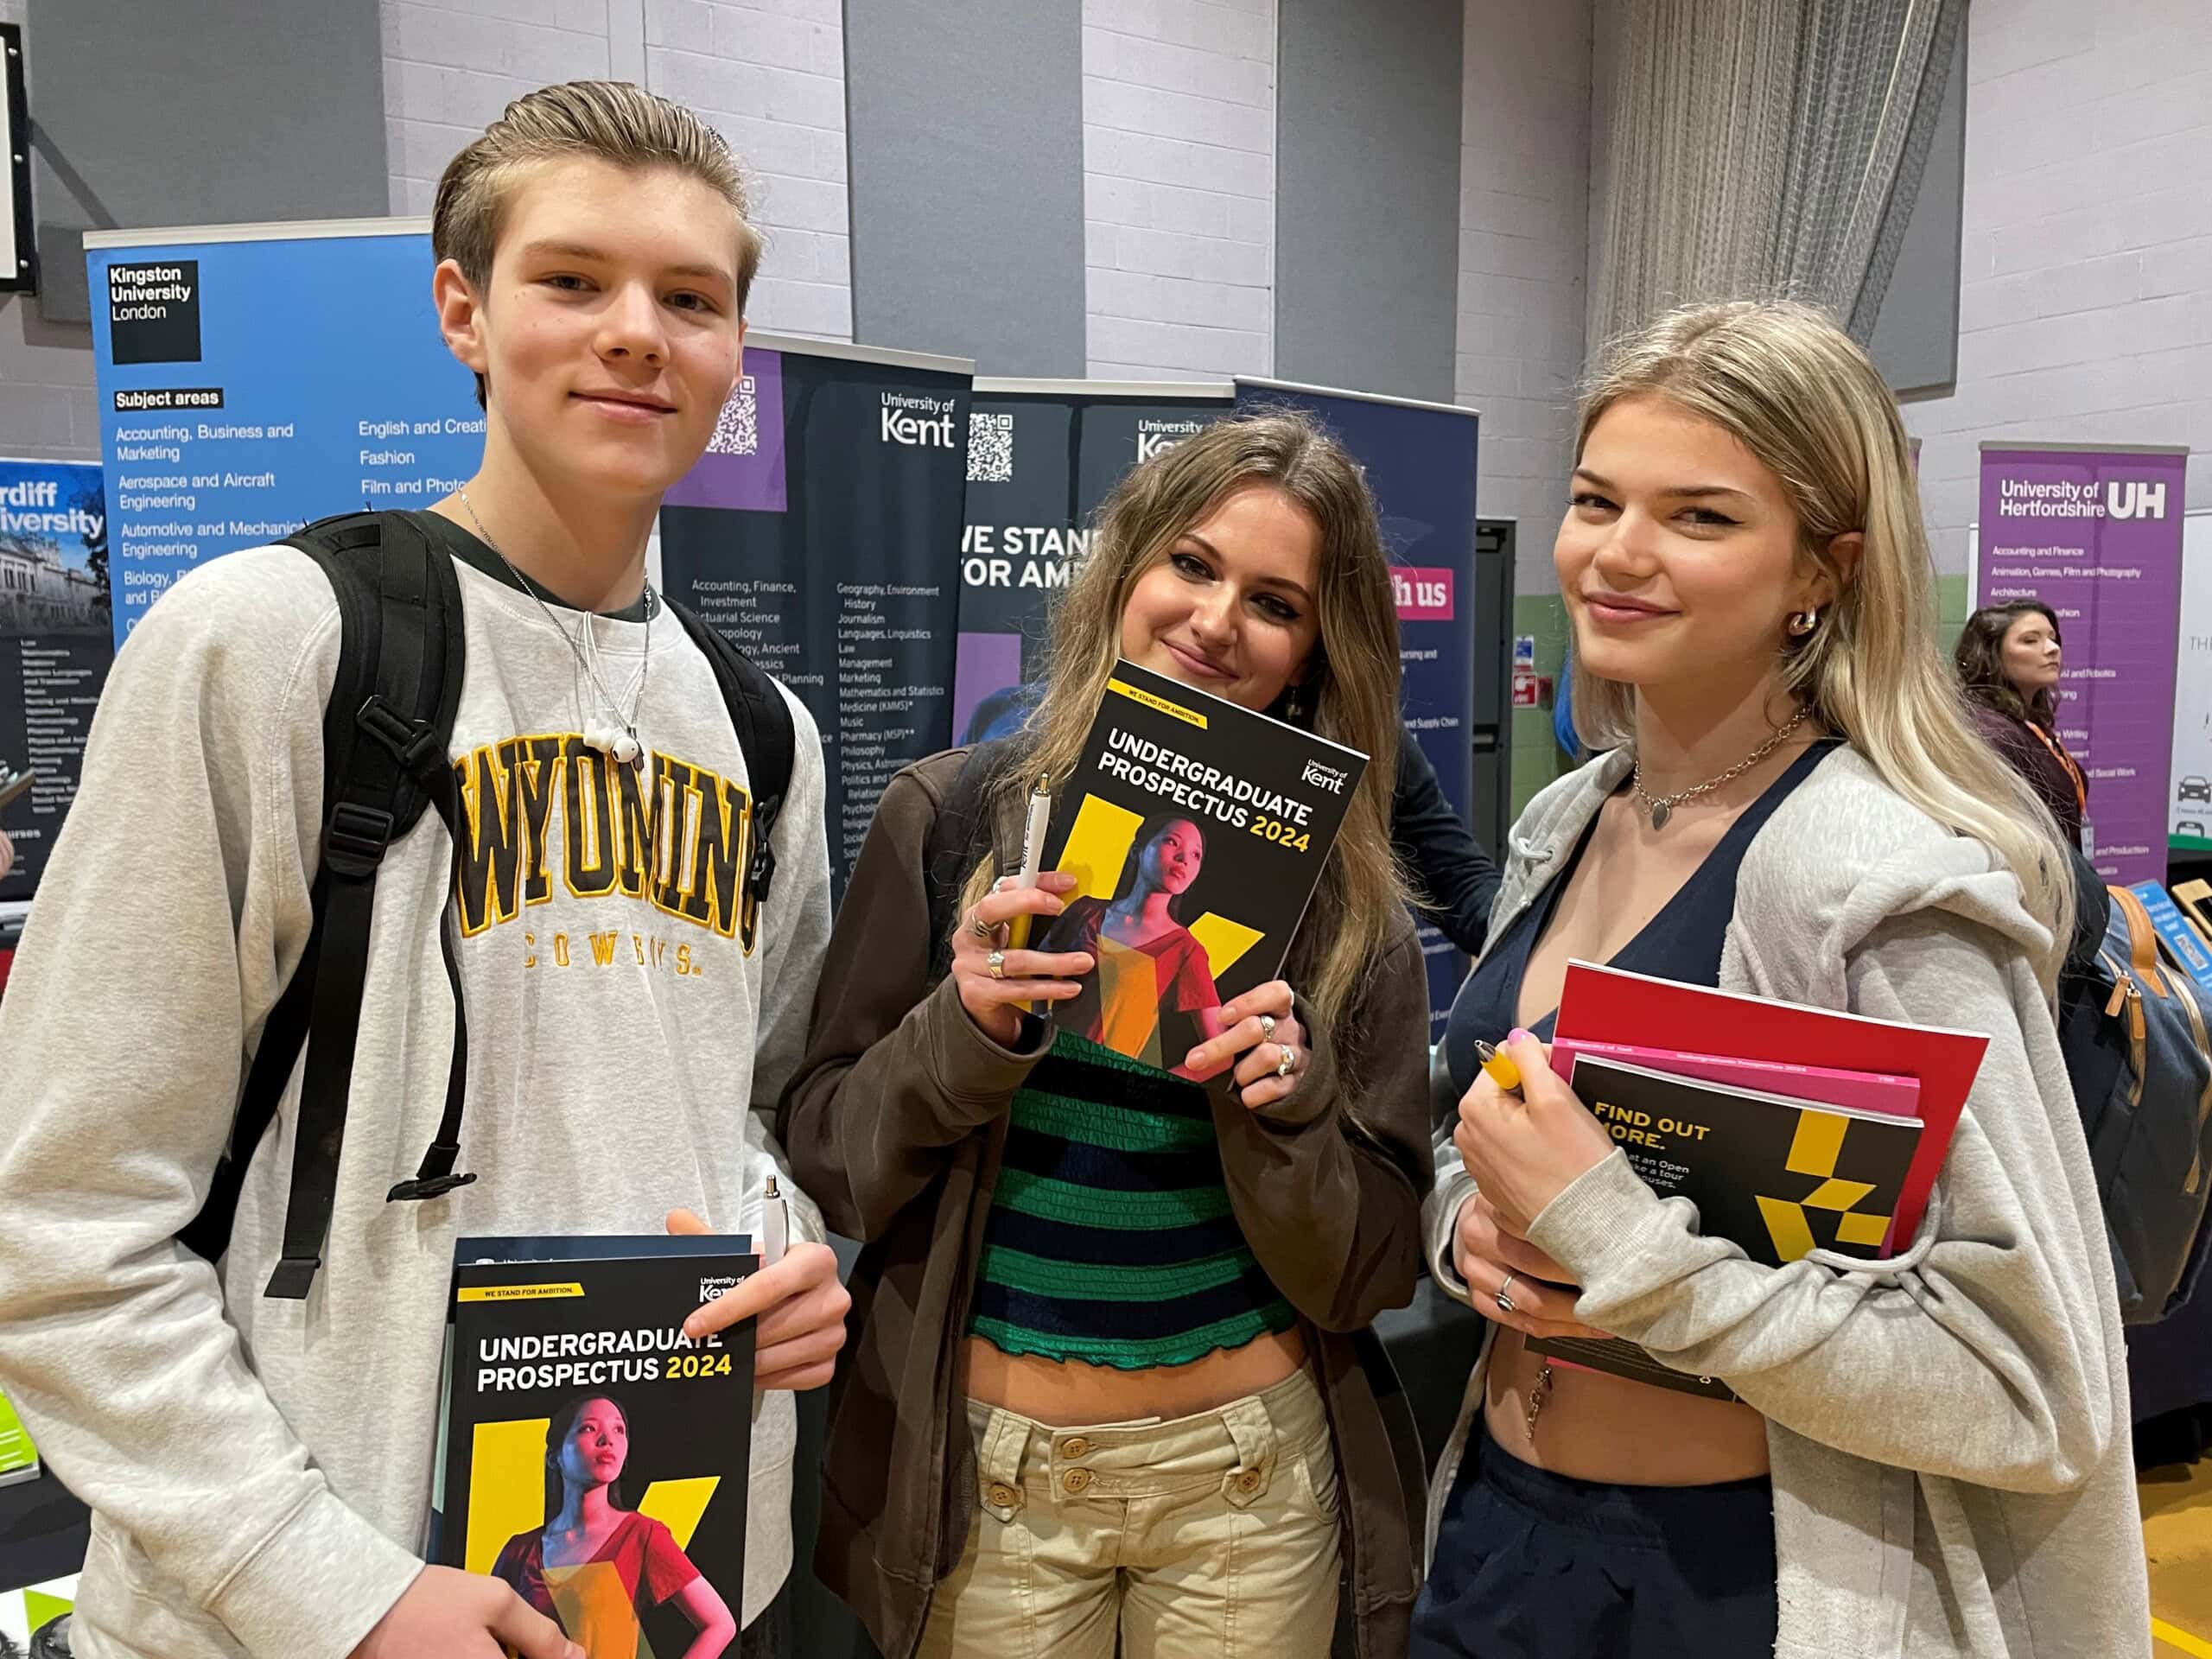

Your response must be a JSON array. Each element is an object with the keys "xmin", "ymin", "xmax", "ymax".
[
  {"xmin": 1014, "ymin": 773, "xmax": 1052, "ymax": 894},
  {"xmin": 760, "ymin": 1173, "xmax": 789, "ymax": 1268},
  {"xmin": 1005, "ymin": 777, "xmax": 1056, "ymax": 1010}
]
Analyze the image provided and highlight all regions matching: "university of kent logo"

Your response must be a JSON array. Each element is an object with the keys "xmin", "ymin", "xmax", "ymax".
[{"xmin": 454, "ymin": 734, "xmax": 767, "ymax": 955}]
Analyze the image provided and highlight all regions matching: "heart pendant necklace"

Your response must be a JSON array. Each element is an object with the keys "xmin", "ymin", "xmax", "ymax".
[{"xmin": 1630, "ymin": 702, "xmax": 1812, "ymax": 830}]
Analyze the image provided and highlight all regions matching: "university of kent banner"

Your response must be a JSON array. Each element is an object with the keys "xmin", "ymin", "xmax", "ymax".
[
  {"xmin": 953, "ymin": 381, "xmax": 1232, "ymax": 746},
  {"xmin": 656, "ymin": 338, "xmax": 971, "ymax": 897}
]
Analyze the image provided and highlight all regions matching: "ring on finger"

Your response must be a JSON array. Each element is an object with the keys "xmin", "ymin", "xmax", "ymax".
[
  {"xmin": 988, "ymin": 949, "xmax": 1007, "ymax": 981},
  {"xmin": 1496, "ymin": 1271, "xmax": 1518, "ymax": 1315},
  {"xmin": 1258, "ymin": 1013, "xmax": 1276, "ymax": 1042},
  {"xmin": 1274, "ymin": 1044, "xmax": 1295, "ymax": 1079},
  {"xmin": 968, "ymin": 910, "xmax": 995, "ymax": 942}
]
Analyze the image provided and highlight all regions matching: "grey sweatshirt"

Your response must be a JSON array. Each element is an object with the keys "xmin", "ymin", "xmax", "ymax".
[
  {"xmin": 0, "ymin": 542, "xmax": 832, "ymax": 1659},
  {"xmin": 1425, "ymin": 745, "xmax": 2151, "ymax": 1659}
]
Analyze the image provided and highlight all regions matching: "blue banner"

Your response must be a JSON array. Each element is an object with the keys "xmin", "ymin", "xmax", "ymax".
[
  {"xmin": 86, "ymin": 226, "xmax": 484, "ymax": 649},
  {"xmin": 1234, "ymin": 378, "xmax": 1481, "ymax": 1037},
  {"xmin": 2131, "ymin": 880, "xmax": 2212, "ymax": 996},
  {"xmin": 0, "ymin": 458, "xmax": 109, "ymax": 902}
]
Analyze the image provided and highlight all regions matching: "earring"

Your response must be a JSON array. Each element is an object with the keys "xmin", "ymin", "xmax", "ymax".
[
  {"xmin": 1281, "ymin": 683, "xmax": 1309, "ymax": 724},
  {"xmin": 1788, "ymin": 610, "xmax": 1821, "ymax": 638}
]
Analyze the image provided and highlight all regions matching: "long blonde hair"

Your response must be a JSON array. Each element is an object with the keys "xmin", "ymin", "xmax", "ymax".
[
  {"xmin": 1571, "ymin": 301, "xmax": 2075, "ymax": 964},
  {"xmin": 963, "ymin": 409, "xmax": 1410, "ymax": 1041}
]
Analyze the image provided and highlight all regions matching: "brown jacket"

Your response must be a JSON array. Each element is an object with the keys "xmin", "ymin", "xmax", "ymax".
[{"xmin": 780, "ymin": 746, "xmax": 1435, "ymax": 1659}]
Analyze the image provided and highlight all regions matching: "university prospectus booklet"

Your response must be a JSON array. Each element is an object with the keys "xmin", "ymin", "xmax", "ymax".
[
  {"xmin": 1035, "ymin": 660, "xmax": 1368, "ymax": 1077},
  {"xmin": 1527, "ymin": 1054, "xmax": 1921, "ymax": 1401},
  {"xmin": 433, "ymin": 1239, "xmax": 758, "ymax": 1659}
]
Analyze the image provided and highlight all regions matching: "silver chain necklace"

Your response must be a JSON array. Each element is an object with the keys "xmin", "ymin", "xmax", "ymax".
[
  {"xmin": 458, "ymin": 489, "xmax": 652, "ymax": 769},
  {"xmin": 1630, "ymin": 702, "xmax": 1813, "ymax": 830}
]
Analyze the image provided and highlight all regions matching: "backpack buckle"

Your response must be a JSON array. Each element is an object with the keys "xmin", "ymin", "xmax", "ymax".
[
  {"xmin": 324, "ymin": 802, "xmax": 396, "ymax": 878},
  {"xmin": 358, "ymin": 695, "xmax": 448, "ymax": 781},
  {"xmin": 387, "ymin": 1171, "xmax": 478, "ymax": 1202},
  {"xmin": 746, "ymin": 792, "xmax": 783, "ymax": 903}
]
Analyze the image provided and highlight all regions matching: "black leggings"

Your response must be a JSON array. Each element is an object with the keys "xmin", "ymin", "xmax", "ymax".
[{"xmin": 1410, "ymin": 1424, "xmax": 1780, "ymax": 1658}]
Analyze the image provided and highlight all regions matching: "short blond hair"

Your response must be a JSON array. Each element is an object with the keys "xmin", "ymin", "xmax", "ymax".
[{"xmin": 433, "ymin": 79, "xmax": 762, "ymax": 304}]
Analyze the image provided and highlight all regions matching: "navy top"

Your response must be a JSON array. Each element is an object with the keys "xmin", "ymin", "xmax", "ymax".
[{"xmin": 1442, "ymin": 741, "xmax": 1841, "ymax": 1096}]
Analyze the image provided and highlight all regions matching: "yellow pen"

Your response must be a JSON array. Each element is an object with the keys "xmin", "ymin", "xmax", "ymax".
[{"xmin": 1471, "ymin": 1039, "xmax": 1524, "ymax": 1097}]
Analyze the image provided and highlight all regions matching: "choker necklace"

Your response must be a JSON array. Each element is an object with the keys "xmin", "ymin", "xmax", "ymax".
[
  {"xmin": 1630, "ymin": 702, "xmax": 1813, "ymax": 830},
  {"xmin": 458, "ymin": 490, "xmax": 653, "ymax": 770}
]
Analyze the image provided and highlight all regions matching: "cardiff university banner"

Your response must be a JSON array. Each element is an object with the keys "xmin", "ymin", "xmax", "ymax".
[
  {"xmin": 954, "ymin": 380, "xmax": 1232, "ymax": 746},
  {"xmin": 1236, "ymin": 377, "xmax": 1480, "ymax": 1036},
  {"xmin": 1977, "ymin": 442, "xmax": 2188, "ymax": 885},
  {"xmin": 0, "ymin": 459, "xmax": 108, "ymax": 903},
  {"xmin": 657, "ymin": 337, "xmax": 971, "ymax": 896}
]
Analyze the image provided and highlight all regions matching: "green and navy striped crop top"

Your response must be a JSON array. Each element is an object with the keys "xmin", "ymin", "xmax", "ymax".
[{"xmin": 969, "ymin": 1031, "xmax": 1297, "ymax": 1370}]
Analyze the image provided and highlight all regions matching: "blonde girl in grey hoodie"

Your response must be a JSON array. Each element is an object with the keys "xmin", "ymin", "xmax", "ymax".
[{"xmin": 1421, "ymin": 300, "xmax": 2147, "ymax": 1659}]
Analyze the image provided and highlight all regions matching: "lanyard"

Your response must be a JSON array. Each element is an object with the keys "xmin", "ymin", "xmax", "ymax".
[{"xmin": 2024, "ymin": 721, "xmax": 2088, "ymax": 818}]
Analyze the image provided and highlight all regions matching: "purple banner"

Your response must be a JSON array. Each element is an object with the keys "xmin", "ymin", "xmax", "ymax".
[
  {"xmin": 662, "ymin": 347, "xmax": 787, "ymax": 513},
  {"xmin": 1978, "ymin": 443, "xmax": 2187, "ymax": 884}
]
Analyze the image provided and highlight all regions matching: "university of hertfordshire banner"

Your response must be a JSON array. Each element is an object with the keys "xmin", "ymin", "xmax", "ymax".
[
  {"xmin": 657, "ymin": 338, "xmax": 971, "ymax": 897},
  {"xmin": 1235, "ymin": 377, "xmax": 1481, "ymax": 1037},
  {"xmin": 1977, "ymin": 442, "xmax": 2187, "ymax": 885},
  {"xmin": 953, "ymin": 381, "xmax": 1233, "ymax": 745},
  {"xmin": 0, "ymin": 459, "xmax": 108, "ymax": 902}
]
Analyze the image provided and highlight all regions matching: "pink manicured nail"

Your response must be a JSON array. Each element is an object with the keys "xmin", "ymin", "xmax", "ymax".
[{"xmin": 1508, "ymin": 1028, "xmax": 1532, "ymax": 1046}]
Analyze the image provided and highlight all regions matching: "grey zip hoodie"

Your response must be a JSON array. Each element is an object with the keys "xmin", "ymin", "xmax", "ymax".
[
  {"xmin": 1425, "ymin": 745, "xmax": 2151, "ymax": 1659},
  {"xmin": 0, "ymin": 543, "xmax": 832, "ymax": 1658}
]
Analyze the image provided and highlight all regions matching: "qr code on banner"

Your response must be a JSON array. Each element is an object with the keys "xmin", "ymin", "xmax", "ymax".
[
  {"xmin": 708, "ymin": 376, "xmax": 760, "ymax": 456},
  {"xmin": 967, "ymin": 410, "xmax": 1014, "ymax": 483}
]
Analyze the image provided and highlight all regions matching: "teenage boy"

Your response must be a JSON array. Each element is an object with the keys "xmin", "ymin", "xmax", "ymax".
[{"xmin": 0, "ymin": 83, "xmax": 845, "ymax": 1659}]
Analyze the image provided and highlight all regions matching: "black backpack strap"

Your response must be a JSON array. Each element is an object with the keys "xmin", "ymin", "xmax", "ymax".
[
  {"xmin": 243, "ymin": 511, "xmax": 468, "ymax": 1300},
  {"xmin": 666, "ymin": 598, "xmax": 795, "ymax": 952},
  {"xmin": 922, "ymin": 739, "xmax": 1020, "ymax": 985}
]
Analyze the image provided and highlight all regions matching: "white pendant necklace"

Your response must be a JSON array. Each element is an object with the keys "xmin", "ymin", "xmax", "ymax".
[
  {"xmin": 459, "ymin": 490, "xmax": 652, "ymax": 770},
  {"xmin": 1630, "ymin": 702, "xmax": 1812, "ymax": 830}
]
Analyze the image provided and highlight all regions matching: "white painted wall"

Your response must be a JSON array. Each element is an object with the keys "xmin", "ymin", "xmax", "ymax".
[
  {"xmin": 385, "ymin": 0, "xmax": 852, "ymax": 340},
  {"xmin": 1455, "ymin": 0, "xmax": 1592, "ymax": 588},
  {"xmin": 1904, "ymin": 0, "xmax": 2212, "ymax": 575},
  {"xmin": 1082, "ymin": 0, "xmax": 1275, "ymax": 380}
]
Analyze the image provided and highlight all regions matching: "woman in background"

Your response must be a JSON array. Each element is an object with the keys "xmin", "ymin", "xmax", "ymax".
[{"xmin": 1955, "ymin": 599, "xmax": 2088, "ymax": 849}]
